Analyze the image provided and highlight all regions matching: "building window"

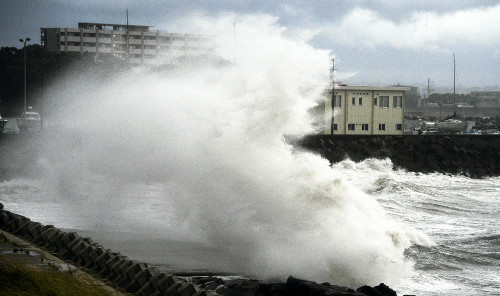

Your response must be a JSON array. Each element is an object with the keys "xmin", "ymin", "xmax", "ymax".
[
  {"xmin": 348, "ymin": 124, "xmax": 355, "ymax": 131},
  {"xmin": 374, "ymin": 97, "xmax": 377, "ymax": 105},
  {"xmin": 379, "ymin": 124, "xmax": 386, "ymax": 131},
  {"xmin": 359, "ymin": 97, "xmax": 363, "ymax": 106},
  {"xmin": 379, "ymin": 96, "xmax": 389, "ymax": 108},
  {"xmin": 393, "ymin": 96, "xmax": 403, "ymax": 108},
  {"xmin": 352, "ymin": 97, "xmax": 355, "ymax": 105},
  {"xmin": 362, "ymin": 124, "xmax": 369, "ymax": 131},
  {"xmin": 396, "ymin": 123, "xmax": 402, "ymax": 131},
  {"xmin": 333, "ymin": 123, "xmax": 338, "ymax": 131},
  {"xmin": 334, "ymin": 95, "xmax": 342, "ymax": 108}
]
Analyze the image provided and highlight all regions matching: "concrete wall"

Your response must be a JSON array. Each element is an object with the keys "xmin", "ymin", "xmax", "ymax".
[
  {"xmin": 0, "ymin": 209, "xmax": 219, "ymax": 296},
  {"xmin": 297, "ymin": 135, "xmax": 500, "ymax": 178}
]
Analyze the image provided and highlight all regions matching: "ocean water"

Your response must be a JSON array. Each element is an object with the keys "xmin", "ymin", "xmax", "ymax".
[
  {"xmin": 331, "ymin": 159, "xmax": 500, "ymax": 295},
  {"xmin": 1, "ymin": 158, "xmax": 498, "ymax": 295},
  {"xmin": 1, "ymin": 14, "xmax": 498, "ymax": 295}
]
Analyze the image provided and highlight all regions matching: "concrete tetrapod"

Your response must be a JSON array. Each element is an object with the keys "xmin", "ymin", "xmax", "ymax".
[{"xmin": 0, "ymin": 209, "xmax": 221, "ymax": 296}]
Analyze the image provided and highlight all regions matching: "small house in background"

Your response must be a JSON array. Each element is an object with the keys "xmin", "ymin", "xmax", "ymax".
[{"xmin": 325, "ymin": 85, "xmax": 409, "ymax": 135}]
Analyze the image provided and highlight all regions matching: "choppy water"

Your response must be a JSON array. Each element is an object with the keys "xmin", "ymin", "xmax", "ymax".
[
  {"xmin": 1, "ymin": 158, "xmax": 498, "ymax": 295},
  {"xmin": 1, "ymin": 14, "xmax": 499, "ymax": 295},
  {"xmin": 332, "ymin": 159, "xmax": 500, "ymax": 295}
]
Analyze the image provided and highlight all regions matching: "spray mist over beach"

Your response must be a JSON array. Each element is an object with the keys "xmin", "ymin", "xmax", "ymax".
[{"xmin": 27, "ymin": 15, "xmax": 420, "ymax": 287}]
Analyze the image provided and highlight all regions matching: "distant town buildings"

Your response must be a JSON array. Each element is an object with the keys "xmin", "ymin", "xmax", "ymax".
[
  {"xmin": 470, "ymin": 91, "xmax": 500, "ymax": 108},
  {"xmin": 324, "ymin": 85, "xmax": 409, "ymax": 135},
  {"xmin": 40, "ymin": 22, "xmax": 214, "ymax": 63}
]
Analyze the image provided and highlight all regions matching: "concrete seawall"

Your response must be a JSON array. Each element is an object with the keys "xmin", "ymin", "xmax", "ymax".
[
  {"xmin": 0, "ymin": 208, "xmax": 218, "ymax": 296},
  {"xmin": 297, "ymin": 135, "xmax": 500, "ymax": 178},
  {"xmin": 0, "ymin": 207, "xmax": 400, "ymax": 296}
]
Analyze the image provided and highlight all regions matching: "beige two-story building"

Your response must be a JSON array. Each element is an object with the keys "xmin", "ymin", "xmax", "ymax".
[{"xmin": 324, "ymin": 85, "xmax": 409, "ymax": 135}]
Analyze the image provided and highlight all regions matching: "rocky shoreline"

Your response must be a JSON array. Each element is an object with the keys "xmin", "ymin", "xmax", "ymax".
[
  {"xmin": 191, "ymin": 276, "xmax": 398, "ymax": 296},
  {"xmin": 0, "ymin": 203, "xmax": 403, "ymax": 296}
]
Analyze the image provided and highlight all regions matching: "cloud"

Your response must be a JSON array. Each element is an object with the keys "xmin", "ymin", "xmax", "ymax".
[
  {"xmin": 322, "ymin": 5, "xmax": 500, "ymax": 53},
  {"xmin": 494, "ymin": 49, "xmax": 500, "ymax": 60}
]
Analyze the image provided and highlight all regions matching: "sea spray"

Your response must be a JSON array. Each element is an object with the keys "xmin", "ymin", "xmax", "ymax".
[{"xmin": 15, "ymin": 15, "xmax": 416, "ymax": 288}]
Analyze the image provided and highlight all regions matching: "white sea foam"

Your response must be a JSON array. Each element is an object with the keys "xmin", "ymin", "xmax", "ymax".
[{"xmin": 3, "ymin": 14, "xmax": 417, "ymax": 288}]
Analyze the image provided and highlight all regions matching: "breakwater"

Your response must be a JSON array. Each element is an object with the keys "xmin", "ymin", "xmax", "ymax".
[
  {"xmin": 296, "ymin": 135, "xmax": 500, "ymax": 178},
  {"xmin": 2, "ymin": 133, "xmax": 499, "ymax": 181},
  {"xmin": 0, "ymin": 206, "xmax": 215, "ymax": 296},
  {"xmin": 0, "ymin": 205, "xmax": 399, "ymax": 296}
]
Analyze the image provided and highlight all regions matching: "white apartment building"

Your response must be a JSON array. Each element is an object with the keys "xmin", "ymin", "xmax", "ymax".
[
  {"xmin": 324, "ymin": 85, "xmax": 409, "ymax": 135},
  {"xmin": 41, "ymin": 22, "xmax": 214, "ymax": 63}
]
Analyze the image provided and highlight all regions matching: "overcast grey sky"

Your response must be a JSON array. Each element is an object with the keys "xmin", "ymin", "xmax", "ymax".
[{"xmin": 1, "ymin": 0, "xmax": 499, "ymax": 89}]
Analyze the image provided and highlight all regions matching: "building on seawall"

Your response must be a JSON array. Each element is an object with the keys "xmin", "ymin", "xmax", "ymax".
[
  {"xmin": 324, "ymin": 85, "xmax": 410, "ymax": 135},
  {"xmin": 40, "ymin": 22, "xmax": 214, "ymax": 63}
]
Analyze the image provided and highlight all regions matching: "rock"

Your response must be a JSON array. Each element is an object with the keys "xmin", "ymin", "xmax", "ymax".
[
  {"xmin": 286, "ymin": 276, "xmax": 361, "ymax": 296},
  {"xmin": 356, "ymin": 283, "xmax": 397, "ymax": 296}
]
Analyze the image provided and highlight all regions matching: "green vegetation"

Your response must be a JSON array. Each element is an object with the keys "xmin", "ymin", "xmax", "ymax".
[{"xmin": 0, "ymin": 255, "xmax": 114, "ymax": 296}]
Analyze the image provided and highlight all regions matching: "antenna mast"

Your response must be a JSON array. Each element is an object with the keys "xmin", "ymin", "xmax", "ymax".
[
  {"xmin": 126, "ymin": 8, "xmax": 129, "ymax": 60},
  {"xmin": 330, "ymin": 59, "xmax": 335, "ymax": 135},
  {"xmin": 331, "ymin": 58, "xmax": 335, "ymax": 84},
  {"xmin": 233, "ymin": 21, "xmax": 236, "ymax": 64},
  {"xmin": 453, "ymin": 53, "xmax": 456, "ymax": 113}
]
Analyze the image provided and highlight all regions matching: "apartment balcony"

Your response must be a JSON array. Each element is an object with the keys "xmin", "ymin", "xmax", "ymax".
[
  {"xmin": 143, "ymin": 49, "xmax": 157, "ymax": 55},
  {"xmin": 129, "ymin": 39, "xmax": 142, "ymax": 45},
  {"xmin": 129, "ymin": 48, "xmax": 142, "ymax": 54},
  {"xmin": 98, "ymin": 48, "xmax": 112, "ymax": 53},
  {"xmin": 98, "ymin": 38, "xmax": 112, "ymax": 44},
  {"xmin": 157, "ymin": 45, "xmax": 171, "ymax": 52},
  {"xmin": 67, "ymin": 36, "xmax": 80, "ymax": 42},
  {"xmin": 83, "ymin": 37, "xmax": 96, "ymax": 42},
  {"xmin": 66, "ymin": 46, "xmax": 80, "ymax": 52},
  {"xmin": 144, "ymin": 39, "xmax": 157, "ymax": 45},
  {"xmin": 83, "ymin": 46, "xmax": 96, "ymax": 53}
]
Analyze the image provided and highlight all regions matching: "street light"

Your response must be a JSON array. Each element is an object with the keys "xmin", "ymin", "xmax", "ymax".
[{"xmin": 19, "ymin": 38, "xmax": 31, "ymax": 113}]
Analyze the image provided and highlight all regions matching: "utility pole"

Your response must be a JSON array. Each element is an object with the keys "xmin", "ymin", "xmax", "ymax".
[
  {"xmin": 330, "ymin": 59, "xmax": 336, "ymax": 135},
  {"xmin": 19, "ymin": 38, "xmax": 31, "ymax": 113},
  {"xmin": 126, "ymin": 8, "xmax": 129, "ymax": 60},
  {"xmin": 233, "ymin": 21, "xmax": 236, "ymax": 65},
  {"xmin": 427, "ymin": 78, "xmax": 430, "ymax": 98},
  {"xmin": 40, "ymin": 72, "xmax": 44, "ymax": 128},
  {"xmin": 453, "ymin": 53, "xmax": 456, "ymax": 114}
]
